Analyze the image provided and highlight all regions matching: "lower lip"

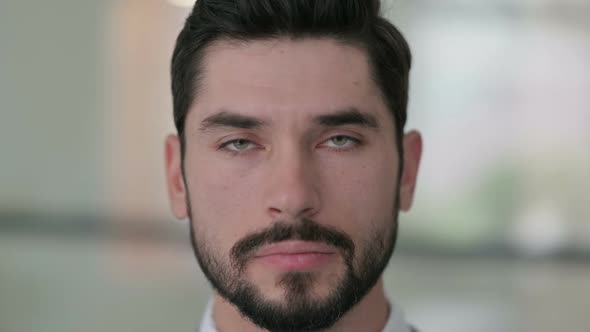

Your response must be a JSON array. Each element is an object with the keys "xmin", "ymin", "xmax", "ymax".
[{"xmin": 254, "ymin": 253, "xmax": 336, "ymax": 271}]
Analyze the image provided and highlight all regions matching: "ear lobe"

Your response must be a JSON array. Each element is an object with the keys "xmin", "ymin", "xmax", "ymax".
[
  {"xmin": 399, "ymin": 130, "xmax": 423, "ymax": 211},
  {"xmin": 165, "ymin": 134, "xmax": 188, "ymax": 219}
]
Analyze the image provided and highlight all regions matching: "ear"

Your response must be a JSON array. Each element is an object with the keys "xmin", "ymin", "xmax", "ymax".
[
  {"xmin": 399, "ymin": 130, "xmax": 423, "ymax": 211},
  {"xmin": 165, "ymin": 134, "xmax": 188, "ymax": 219}
]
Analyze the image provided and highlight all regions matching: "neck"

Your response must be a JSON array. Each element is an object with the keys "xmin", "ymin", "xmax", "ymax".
[{"xmin": 212, "ymin": 278, "xmax": 390, "ymax": 332}]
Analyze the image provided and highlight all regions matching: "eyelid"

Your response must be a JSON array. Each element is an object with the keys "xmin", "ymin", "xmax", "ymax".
[
  {"xmin": 325, "ymin": 135, "xmax": 361, "ymax": 143},
  {"xmin": 214, "ymin": 131, "xmax": 363, "ymax": 155},
  {"xmin": 320, "ymin": 130, "xmax": 363, "ymax": 142},
  {"xmin": 219, "ymin": 138, "xmax": 257, "ymax": 149},
  {"xmin": 216, "ymin": 135, "xmax": 265, "ymax": 156},
  {"xmin": 216, "ymin": 132, "xmax": 257, "ymax": 146}
]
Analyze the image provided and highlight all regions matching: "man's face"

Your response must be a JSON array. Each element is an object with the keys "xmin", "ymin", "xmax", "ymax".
[{"xmin": 165, "ymin": 38, "xmax": 421, "ymax": 331}]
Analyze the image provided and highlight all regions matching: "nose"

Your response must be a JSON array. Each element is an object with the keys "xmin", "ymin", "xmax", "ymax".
[{"xmin": 264, "ymin": 146, "xmax": 321, "ymax": 220}]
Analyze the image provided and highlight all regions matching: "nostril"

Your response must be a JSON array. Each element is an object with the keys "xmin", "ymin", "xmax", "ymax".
[{"xmin": 268, "ymin": 207, "xmax": 282, "ymax": 219}]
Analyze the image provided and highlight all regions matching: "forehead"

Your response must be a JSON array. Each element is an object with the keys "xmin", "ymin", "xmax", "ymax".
[{"xmin": 192, "ymin": 37, "xmax": 389, "ymax": 124}]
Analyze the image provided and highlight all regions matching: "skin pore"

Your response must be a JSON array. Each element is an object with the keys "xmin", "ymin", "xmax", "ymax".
[{"xmin": 165, "ymin": 38, "xmax": 422, "ymax": 332}]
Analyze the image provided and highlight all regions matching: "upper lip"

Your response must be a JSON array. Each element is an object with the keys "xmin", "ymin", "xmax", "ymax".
[{"xmin": 254, "ymin": 240, "xmax": 337, "ymax": 258}]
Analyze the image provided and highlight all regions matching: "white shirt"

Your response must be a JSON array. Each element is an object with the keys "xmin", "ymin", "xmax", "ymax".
[{"xmin": 198, "ymin": 298, "xmax": 414, "ymax": 332}]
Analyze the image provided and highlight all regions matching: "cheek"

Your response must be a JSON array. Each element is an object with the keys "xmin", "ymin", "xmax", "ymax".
[
  {"xmin": 184, "ymin": 155, "xmax": 264, "ymax": 253},
  {"xmin": 320, "ymin": 150, "xmax": 399, "ymax": 236}
]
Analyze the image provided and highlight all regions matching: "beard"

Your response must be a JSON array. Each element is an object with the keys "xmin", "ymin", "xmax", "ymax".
[{"xmin": 187, "ymin": 201, "xmax": 399, "ymax": 332}]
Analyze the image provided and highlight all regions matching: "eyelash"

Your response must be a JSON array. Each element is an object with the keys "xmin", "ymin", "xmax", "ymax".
[{"xmin": 218, "ymin": 135, "xmax": 362, "ymax": 156}]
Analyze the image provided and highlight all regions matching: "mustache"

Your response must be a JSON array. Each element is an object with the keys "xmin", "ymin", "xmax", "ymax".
[{"xmin": 230, "ymin": 218, "xmax": 355, "ymax": 272}]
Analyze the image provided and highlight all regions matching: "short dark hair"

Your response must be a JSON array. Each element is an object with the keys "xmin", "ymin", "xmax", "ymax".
[{"xmin": 171, "ymin": 0, "xmax": 412, "ymax": 157}]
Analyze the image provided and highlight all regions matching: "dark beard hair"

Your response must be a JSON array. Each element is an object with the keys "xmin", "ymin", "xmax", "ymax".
[{"xmin": 187, "ymin": 201, "xmax": 399, "ymax": 332}]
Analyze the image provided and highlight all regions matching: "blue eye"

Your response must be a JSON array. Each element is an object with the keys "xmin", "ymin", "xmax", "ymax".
[
  {"xmin": 330, "ymin": 136, "xmax": 352, "ymax": 146},
  {"xmin": 221, "ymin": 139, "xmax": 254, "ymax": 151},
  {"xmin": 324, "ymin": 135, "xmax": 359, "ymax": 148}
]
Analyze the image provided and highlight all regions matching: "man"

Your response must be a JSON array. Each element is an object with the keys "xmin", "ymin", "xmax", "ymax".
[{"xmin": 164, "ymin": 0, "xmax": 422, "ymax": 331}]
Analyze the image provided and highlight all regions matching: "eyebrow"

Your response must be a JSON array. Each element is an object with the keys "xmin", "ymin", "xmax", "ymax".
[
  {"xmin": 314, "ymin": 108, "xmax": 379, "ymax": 129},
  {"xmin": 198, "ymin": 108, "xmax": 379, "ymax": 133},
  {"xmin": 199, "ymin": 111, "xmax": 270, "ymax": 131}
]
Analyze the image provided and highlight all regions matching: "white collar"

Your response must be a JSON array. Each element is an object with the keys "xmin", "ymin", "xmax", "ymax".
[{"xmin": 199, "ymin": 298, "xmax": 412, "ymax": 332}]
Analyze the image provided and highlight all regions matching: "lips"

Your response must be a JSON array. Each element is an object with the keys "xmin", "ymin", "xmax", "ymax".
[
  {"xmin": 252, "ymin": 240, "xmax": 337, "ymax": 271},
  {"xmin": 254, "ymin": 240, "xmax": 337, "ymax": 257}
]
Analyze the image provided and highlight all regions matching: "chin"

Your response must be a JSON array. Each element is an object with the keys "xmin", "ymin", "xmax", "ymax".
[{"xmin": 248, "ymin": 261, "xmax": 345, "ymax": 297}]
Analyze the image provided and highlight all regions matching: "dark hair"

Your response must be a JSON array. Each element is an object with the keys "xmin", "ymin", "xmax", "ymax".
[{"xmin": 171, "ymin": 0, "xmax": 411, "ymax": 157}]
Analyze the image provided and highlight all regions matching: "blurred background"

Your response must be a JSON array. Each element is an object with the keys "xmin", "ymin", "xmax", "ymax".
[{"xmin": 1, "ymin": 0, "xmax": 589, "ymax": 331}]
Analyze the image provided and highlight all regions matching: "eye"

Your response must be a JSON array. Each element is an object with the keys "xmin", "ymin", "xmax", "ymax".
[
  {"xmin": 221, "ymin": 139, "xmax": 255, "ymax": 152},
  {"xmin": 323, "ymin": 135, "xmax": 359, "ymax": 148}
]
